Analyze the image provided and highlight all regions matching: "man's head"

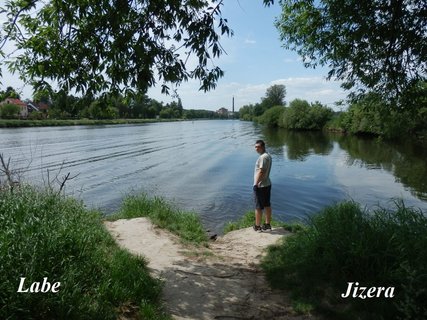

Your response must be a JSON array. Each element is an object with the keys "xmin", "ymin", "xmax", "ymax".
[{"xmin": 255, "ymin": 140, "xmax": 265, "ymax": 154}]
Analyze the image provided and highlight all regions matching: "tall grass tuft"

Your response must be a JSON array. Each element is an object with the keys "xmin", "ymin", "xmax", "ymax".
[
  {"xmin": 261, "ymin": 201, "xmax": 427, "ymax": 319},
  {"xmin": 0, "ymin": 186, "xmax": 168, "ymax": 319},
  {"xmin": 111, "ymin": 193, "xmax": 208, "ymax": 246},
  {"xmin": 223, "ymin": 210, "xmax": 258, "ymax": 233}
]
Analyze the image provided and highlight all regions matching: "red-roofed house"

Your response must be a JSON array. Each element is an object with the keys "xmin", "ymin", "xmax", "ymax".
[
  {"xmin": 27, "ymin": 101, "xmax": 49, "ymax": 118},
  {"xmin": 0, "ymin": 98, "xmax": 28, "ymax": 118}
]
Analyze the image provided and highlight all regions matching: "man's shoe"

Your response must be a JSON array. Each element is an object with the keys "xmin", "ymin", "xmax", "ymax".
[
  {"xmin": 262, "ymin": 223, "xmax": 272, "ymax": 231},
  {"xmin": 253, "ymin": 225, "xmax": 262, "ymax": 232}
]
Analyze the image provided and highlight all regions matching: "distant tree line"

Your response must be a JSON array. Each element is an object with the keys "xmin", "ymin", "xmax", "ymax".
[
  {"xmin": 240, "ymin": 83, "xmax": 427, "ymax": 141},
  {"xmin": 0, "ymin": 87, "xmax": 231, "ymax": 120}
]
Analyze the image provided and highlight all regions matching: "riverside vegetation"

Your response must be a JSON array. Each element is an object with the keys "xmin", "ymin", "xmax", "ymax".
[
  {"xmin": 240, "ymin": 84, "xmax": 427, "ymax": 141},
  {"xmin": 1, "ymin": 182, "xmax": 427, "ymax": 319},
  {"xmin": 0, "ymin": 181, "xmax": 209, "ymax": 319},
  {"xmin": 0, "ymin": 118, "xmax": 174, "ymax": 128},
  {"xmin": 0, "ymin": 186, "xmax": 170, "ymax": 319},
  {"xmin": 0, "ymin": 85, "xmax": 234, "ymax": 128},
  {"xmin": 224, "ymin": 203, "xmax": 427, "ymax": 319},
  {"xmin": 261, "ymin": 201, "xmax": 427, "ymax": 320}
]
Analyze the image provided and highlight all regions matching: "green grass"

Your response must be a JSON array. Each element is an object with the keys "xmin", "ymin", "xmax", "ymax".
[
  {"xmin": 0, "ymin": 186, "xmax": 170, "ymax": 320},
  {"xmin": 261, "ymin": 201, "xmax": 427, "ymax": 319},
  {"xmin": 110, "ymin": 193, "xmax": 208, "ymax": 246},
  {"xmin": 223, "ymin": 210, "xmax": 306, "ymax": 234}
]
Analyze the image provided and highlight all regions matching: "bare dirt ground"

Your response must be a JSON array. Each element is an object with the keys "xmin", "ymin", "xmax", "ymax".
[{"xmin": 105, "ymin": 218, "xmax": 318, "ymax": 320}]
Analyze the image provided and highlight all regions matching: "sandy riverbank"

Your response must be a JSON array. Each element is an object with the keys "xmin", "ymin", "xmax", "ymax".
[{"xmin": 104, "ymin": 217, "xmax": 318, "ymax": 320}]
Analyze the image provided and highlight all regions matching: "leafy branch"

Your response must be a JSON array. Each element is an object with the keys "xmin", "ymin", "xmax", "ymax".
[{"xmin": 0, "ymin": 0, "xmax": 234, "ymax": 96}]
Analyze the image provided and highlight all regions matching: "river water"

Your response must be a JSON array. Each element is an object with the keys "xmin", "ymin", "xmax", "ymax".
[{"xmin": 1, "ymin": 120, "xmax": 426, "ymax": 233}]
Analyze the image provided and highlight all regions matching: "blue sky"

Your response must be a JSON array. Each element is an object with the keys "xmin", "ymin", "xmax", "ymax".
[
  {"xmin": 150, "ymin": 1, "xmax": 348, "ymax": 111},
  {"xmin": 1, "ymin": 1, "xmax": 348, "ymax": 111}
]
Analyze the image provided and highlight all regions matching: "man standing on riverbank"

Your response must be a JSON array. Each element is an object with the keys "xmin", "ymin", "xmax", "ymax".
[{"xmin": 253, "ymin": 140, "xmax": 272, "ymax": 231}]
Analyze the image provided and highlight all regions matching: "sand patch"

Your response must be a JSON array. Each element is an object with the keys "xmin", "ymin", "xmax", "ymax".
[{"xmin": 105, "ymin": 218, "xmax": 318, "ymax": 320}]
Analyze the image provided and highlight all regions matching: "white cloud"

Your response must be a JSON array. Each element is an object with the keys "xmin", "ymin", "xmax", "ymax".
[{"xmin": 244, "ymin": 38, "xmax": 256, "ymax": 45}]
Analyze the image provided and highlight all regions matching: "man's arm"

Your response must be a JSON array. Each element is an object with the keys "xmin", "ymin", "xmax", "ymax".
[{"xmin": 254, "ymin": 168, "xmax": 265, "ymax": 187}]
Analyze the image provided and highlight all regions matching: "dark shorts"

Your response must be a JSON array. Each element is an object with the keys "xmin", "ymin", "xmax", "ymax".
[{"xmin": 254, "ymin": 185, "xmax": 271, "ymax": 210}]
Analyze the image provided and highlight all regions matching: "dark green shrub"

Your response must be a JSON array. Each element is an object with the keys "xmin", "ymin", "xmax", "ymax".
[
  {"xmin": 0, "ymin": 103, "xmax": 20, "ymax": 119},
  {"xmin": 28, "ymin": 111, "xmax": 45, "ymax": 120},
  {"xmin": 256, "ymin": 105, "xmax": 285, "ymax": 127},
  {"xmin": 262, "ymin": 201, "xmax": 427, "ymax": 319},
  {"xmin": 281, "ymin": 99, "xmax": 333, "ymax": 130}
]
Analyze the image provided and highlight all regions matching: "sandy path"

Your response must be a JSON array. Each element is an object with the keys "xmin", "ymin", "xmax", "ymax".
[{"xmin": 105, "ymin": 218, "xmax": 317, "ymax": 320}]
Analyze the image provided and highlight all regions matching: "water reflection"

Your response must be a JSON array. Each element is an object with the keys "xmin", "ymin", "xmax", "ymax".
[
  {"xmin": 262, "ymin": 127, "xmax": 334, "ymax": 160},
  {"xmin": 262, "ymin": 126, "xmax": 427, "ymax": 202},
  {"xmin": 334, "ymin": 134, "xmax": 427, "ymax": 201}
]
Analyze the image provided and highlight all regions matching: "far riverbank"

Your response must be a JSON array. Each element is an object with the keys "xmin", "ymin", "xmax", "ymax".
[{"xmin": 0, "ymin": 118, "xmax": 183, "ymax": 128}]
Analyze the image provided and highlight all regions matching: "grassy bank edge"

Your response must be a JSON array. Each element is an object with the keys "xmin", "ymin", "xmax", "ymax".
[
  {"xmin": 260, "ymin": 200, "xmax": 427, "ymax": 320},
  {"xmin": 223, "ymin": 210, "xmax": 305, "ymax": 234},
  {"xmin": 0, "ymin": 186, "xmax": 171, "ymax": 319},
  {"xmin": 107, "ymin": 193, "xmax": 209, "ymax": 247}
]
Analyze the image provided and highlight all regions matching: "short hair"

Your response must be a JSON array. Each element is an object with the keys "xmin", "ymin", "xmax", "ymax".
[{"xmin": 255, "ymin": 140, "xmax": 265, "ymax": 148}]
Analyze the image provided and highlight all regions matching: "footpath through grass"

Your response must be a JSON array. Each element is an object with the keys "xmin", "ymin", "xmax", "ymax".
[
  {"xmin": 3, "ymin": 184, "xmax": 426, "ymax": 320},
  {"xmin": 0, "ymin": 186, "xmax": 170, "ymax": 320},
  {"xmin": 261, "ymin": 201, "xmax": 427, "ymax": 320}
]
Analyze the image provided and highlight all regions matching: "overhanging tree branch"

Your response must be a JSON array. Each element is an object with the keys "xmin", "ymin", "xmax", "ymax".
[{"xmin": 0, "ymin": 0, "xmax": 233, "ymax": 96}]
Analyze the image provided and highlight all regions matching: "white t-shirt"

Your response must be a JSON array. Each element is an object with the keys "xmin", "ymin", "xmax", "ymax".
[{"xmin": 254, "ymin": 152, "xmax": 272, "ymax": 187}]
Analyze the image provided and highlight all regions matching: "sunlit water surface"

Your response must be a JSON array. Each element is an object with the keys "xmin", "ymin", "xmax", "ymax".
[{"xmin": 1, "ymin": 120, "xmax": 426, "ymax": 233}]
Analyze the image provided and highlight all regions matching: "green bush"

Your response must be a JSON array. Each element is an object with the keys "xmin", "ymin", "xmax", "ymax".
[
  {"xmin": 0, "ymin": 103, "xmax": 20, "ymax": 119},
  {"xmin": 0, "ymin": 186, "xmax": 167, "ymax": 319},
  {"xmin": 324, "ymin": 112, "xmax": 347, "ymax": 132},
  {"xmin": 239, "ymin": 104, "xmax": 255, "ymax": 121},
  {"xmin": 84, "ymin": 100, "xmax": 119, "ymax": 119},
  {"xmin": 256, "ymin": 105, "xmax": 285, "ymax": 127},
  {"xmin": 329, "ymin": 92, "xmax": 426, "ymax": 140},
  {"xmin": 261, "ymin": 201, "xmax": 427, "ymax": 319},
  {"xmin": 28, "ymin": 111, "xmax": 45, "ymax": 120},
  {"xmin": 281, "ymin": 99, "xmax": 333, "ymax": 130}
]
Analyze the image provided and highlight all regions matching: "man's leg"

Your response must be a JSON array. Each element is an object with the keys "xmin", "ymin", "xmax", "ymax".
[
  {"xmin": 265, "ymin": 206, "xmax": 272, "ymax": 224},
  {"xmin": 255, "ymin": 208, "xmax": 263, "ymax": 226},
  {"xmin": 264, "ymin": 185, "xmax": 272, "ymax": 225},
  {"xmin": 254, "ymin": 188, "xmax": 263, "ymax": 228}
]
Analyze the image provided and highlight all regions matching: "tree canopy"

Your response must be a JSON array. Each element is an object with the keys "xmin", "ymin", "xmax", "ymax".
[
  {"xmin": 270, "ymin": 0, "xmax": 427, "ymax": 104},
  {"xmin": 262, "ymin": 83, "xmax": 286, "ymax": 107},
  {"xmin": 0, "ymin": 86, "xmax": 20, "ymax": 100},
  {"xmin": 0, "ymin": 0, "xmax": 232, "ymax": 96}
]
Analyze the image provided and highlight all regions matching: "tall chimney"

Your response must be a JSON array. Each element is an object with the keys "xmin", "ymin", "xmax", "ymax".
[{"xmin": 232, "ymin": 96, "xmax": 235, "ymax": 113}]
